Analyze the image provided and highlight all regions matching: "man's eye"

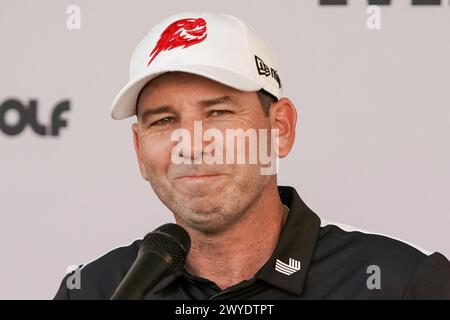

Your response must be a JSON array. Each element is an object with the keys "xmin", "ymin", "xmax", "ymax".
[
  {"xmin": 152, "ymin": 117, "xmax": 175, "ymax": 126},
  {"xmin": 208, "ymin": 110, "xmax": 232, "ymax": 117}
]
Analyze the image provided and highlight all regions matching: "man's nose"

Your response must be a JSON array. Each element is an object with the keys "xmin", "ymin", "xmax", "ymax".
[{"xmin": 176, "ymin": 119, "xmax": 209, "ymax": 163}]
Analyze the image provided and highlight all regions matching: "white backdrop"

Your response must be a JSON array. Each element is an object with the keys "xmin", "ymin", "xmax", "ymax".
[{"xmin": 0, "ymin": 0, "xmax": 449, "ymax": 299}]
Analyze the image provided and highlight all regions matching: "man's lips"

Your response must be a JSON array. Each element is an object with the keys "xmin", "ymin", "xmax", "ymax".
[
  {"xmin": 174, "ymin": 173, "xmax": 227, "ymax": 185},
  {"xmin": 176, "ymin": 173, "xmax": 226, "ymax": 179}
]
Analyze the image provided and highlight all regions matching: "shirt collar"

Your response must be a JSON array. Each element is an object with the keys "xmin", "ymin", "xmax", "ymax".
[
  {"xmin": 153, "ymin": 185, "xmax": 321, "ymax": 297},
  {"xmin": 255, "ymin": 185, "xmax": 321, "ymax": 296}
]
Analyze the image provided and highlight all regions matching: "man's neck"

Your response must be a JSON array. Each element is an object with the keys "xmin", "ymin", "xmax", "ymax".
[{"xmin": 179, "ymin": 182, "xmax": 287, "ymax": 290}]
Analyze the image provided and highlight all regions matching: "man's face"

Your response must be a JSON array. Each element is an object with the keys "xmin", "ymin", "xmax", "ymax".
[{"xmin": 132, "ymin": 72, "xmax": 274, "ymax": 235}]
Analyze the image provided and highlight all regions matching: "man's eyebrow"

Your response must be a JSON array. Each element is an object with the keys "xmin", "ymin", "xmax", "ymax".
[
  {"xmin": 139, "ymin": 105, "xmax": 173, "ymax": 122},
  {"xmin": 198, "ymin": 95, "xmax": 238, "ymax": 108},
  {"xmin": 138, "ymin": 96, "xmax": 238, "ymax": 121}
]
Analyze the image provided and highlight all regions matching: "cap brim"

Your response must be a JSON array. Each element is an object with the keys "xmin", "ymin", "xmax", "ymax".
[{"xmin": 110, "ymin": 65, "xmax": 261, "ymax": 120}]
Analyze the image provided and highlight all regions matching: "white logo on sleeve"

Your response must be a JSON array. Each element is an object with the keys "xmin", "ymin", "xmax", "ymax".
[{"xmin": 275, "ymin": 258, "xmax": 301, "ymax": 276}]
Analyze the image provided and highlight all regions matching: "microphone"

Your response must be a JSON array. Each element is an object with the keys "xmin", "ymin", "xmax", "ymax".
[{"xmin": 110, "ymin": 223, "xmax": 191, "ymax": 300}]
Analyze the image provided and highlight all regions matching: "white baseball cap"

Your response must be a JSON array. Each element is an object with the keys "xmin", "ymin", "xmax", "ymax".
[{"xmin": 111, "ymin": 12, "xmax": 282, "ymax": 120}]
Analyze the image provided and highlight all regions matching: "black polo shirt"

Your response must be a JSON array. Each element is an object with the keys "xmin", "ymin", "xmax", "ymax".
[{"xmin": 54, "ymin": 186, "xmax": 450, "ymax": 300}]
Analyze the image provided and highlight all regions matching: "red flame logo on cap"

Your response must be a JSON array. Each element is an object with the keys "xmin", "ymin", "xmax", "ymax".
[{"xmin": 148, "ymin": 18, "xmax": 207, "ymax": 66}]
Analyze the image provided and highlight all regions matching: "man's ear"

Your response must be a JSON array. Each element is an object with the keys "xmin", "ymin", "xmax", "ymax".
[
  {"xmin": 268, "ymin": 98, "xmax": 297, "ymax": 158},
  {"xmin": 132, "ymin": 123, "xmax": 149, "ymax": 181}
]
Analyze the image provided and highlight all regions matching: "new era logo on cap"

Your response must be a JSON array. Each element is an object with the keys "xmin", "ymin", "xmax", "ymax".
[{"xmin": 255, "ymin": 55, "xmax": 282, "ymax": 89}]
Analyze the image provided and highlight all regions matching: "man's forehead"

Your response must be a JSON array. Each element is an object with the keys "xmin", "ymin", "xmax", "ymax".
[
  {"xmin": 138, "ymin": 95, "xmax": 243, "ymax": 123},
  {"xmin": 140, "ymin": 71, "xmax": 241, "ymax": 97}
]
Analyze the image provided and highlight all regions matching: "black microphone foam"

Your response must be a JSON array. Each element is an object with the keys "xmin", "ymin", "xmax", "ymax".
[
  {"xmin": 141, "ymin": 223, "xmax": 191, "ymax": 268},
  {"xmin": 110, "ymin": 223, "xmax": 191, "ymax": 300}
]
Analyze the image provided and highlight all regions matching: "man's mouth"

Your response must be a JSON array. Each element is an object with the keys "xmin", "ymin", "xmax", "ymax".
[{"xmin": 175, "ymin": 173, "xmax": 227, "ymax": 184}]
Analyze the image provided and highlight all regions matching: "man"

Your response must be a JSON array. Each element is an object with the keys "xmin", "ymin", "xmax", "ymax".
[{"xmin": 54, "ymin": 12, "xmax": 450, "ymax": 299}]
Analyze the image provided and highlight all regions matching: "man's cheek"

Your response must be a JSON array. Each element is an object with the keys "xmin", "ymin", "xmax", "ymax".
[
  {"xmin": 141, "ymin": 142, "xmax": 174, "ymax": 175},
  {"xmin": 141, "ymin": 133, "xmax": 173, "ymax": 157}
]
